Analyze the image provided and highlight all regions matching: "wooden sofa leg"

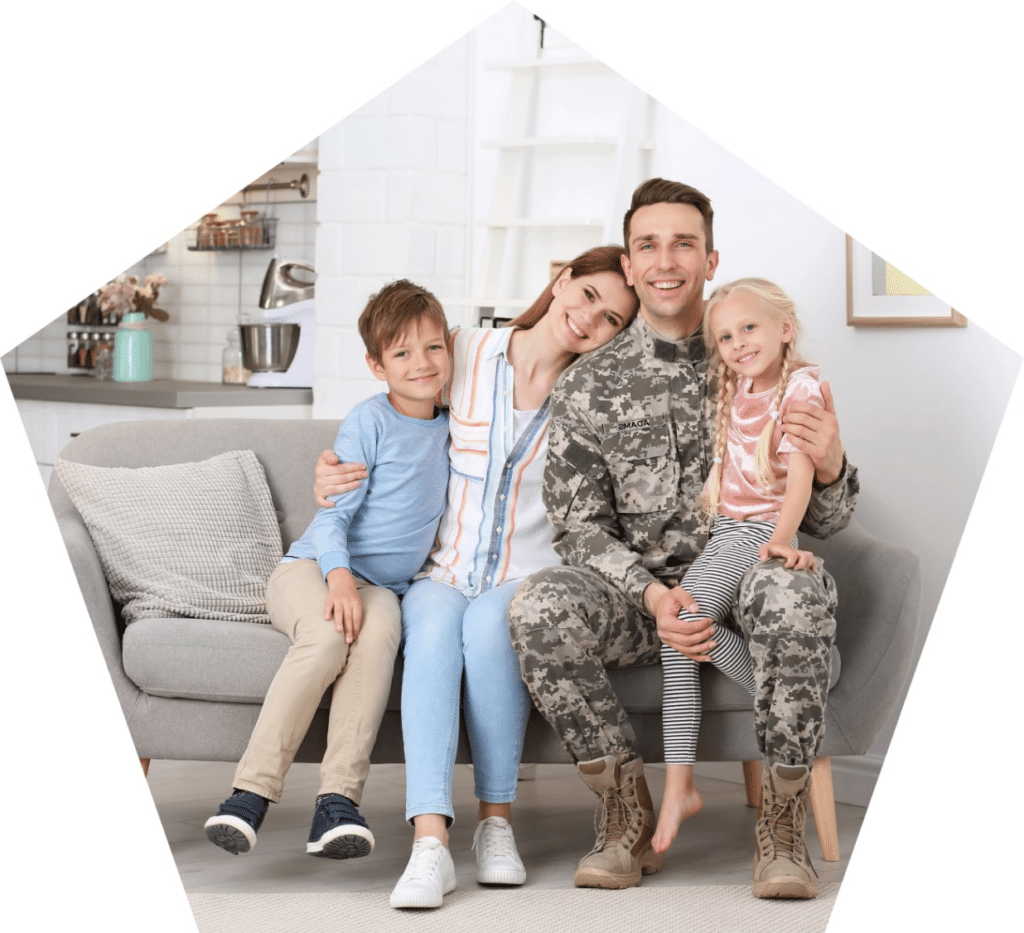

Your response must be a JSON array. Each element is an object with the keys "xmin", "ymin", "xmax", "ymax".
[
  {"xmin": 810, "ymin": 756, "xmax": 839, "ymax": 862},
  {"xmin": 742, "ymin": 760, "xmax": 762, "ymax": 808},
  {"xmin": 745, "ymin": 757, "xmax": 839, "ymax": 861},
  {"xmin": 139, "ymin": 758, "xmax": 150, "ymax": 777}
]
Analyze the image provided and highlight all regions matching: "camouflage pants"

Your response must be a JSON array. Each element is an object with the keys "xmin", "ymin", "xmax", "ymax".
[{"xmin": 507, "ymin": 559, "xmax": 837, "ymax": 767}]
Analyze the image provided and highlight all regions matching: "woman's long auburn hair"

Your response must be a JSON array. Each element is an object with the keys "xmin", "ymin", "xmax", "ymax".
[{"xmin": 504, "ymin": 244, "xmax": 639, "ymax": 330}]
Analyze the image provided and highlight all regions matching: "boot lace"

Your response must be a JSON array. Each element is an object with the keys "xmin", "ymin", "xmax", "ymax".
[
  {"xmin": 586, "ymin": 782, "xmax": 642, "ymax": 856},
  {"xmin": 757, "ymin": 791, "xmax": 817, "ymax": 877}
]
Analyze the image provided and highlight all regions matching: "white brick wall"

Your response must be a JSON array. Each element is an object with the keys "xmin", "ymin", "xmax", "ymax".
[
  {"xmin": 3, "ymin": 200, "xmax": 317, "ymax": 382},
  {"xmin": 313, "ymin": 38, "xmax": 472, "ymax": 418}
]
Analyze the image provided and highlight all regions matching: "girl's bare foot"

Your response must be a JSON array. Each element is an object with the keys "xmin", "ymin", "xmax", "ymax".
[{"xmin": 652, "ymin": 772, "xmax": 703, "ymax": 853}]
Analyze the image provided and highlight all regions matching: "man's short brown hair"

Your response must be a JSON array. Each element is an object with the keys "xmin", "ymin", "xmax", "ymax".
[
  {"xmin": 358, "ymin": 280, "xmax": 449, "ymax": 362},
  {"xmin": 622, "ymin": 178, "xmax": 715, "ymax": 253}
]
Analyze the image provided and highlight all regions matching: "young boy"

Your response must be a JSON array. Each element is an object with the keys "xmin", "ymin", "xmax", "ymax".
[{"xmin": 205, "ymin": 280, "xmax": 451, "ymax": 859}]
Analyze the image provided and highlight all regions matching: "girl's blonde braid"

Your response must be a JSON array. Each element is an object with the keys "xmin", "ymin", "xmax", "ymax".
[
  {"xmin": 754, "ymin": 338, "xmax": 795, "ymax": 490},
  {"xmin": 702, "ymin": 359, "xmax": 737, "ymax": 529}
]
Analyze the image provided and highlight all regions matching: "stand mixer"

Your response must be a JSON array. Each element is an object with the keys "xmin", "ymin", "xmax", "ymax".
[{"xmin": 246, "ymin": 258, "xmax": 316, "ymax": 388}]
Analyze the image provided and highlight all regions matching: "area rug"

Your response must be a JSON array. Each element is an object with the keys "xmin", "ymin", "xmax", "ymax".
[{"xmin": 189, "ymin": 884, "xmax": 839, "ymax": 933}]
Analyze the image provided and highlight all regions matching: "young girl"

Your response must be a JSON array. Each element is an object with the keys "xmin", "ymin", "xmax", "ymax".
[{"xmin": 652, "ymin": 277, "xmax": 824, "ymax": 854}]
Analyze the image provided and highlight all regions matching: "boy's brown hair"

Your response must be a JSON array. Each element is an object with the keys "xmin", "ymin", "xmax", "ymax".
[{"xmin": 358, "ymin": 280, "xmax": 449, "ymax": 362}]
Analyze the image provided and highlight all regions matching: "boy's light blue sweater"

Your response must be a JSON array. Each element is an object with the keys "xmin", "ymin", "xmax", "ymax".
[{"xmin": 282, "ymin": 392, "xmax": 449, "ymax": 596}]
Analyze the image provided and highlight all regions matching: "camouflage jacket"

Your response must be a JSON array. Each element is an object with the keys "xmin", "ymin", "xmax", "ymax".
[{"xmin": 543, "ymin": 315, "xmax": 860, "ymax": 612}]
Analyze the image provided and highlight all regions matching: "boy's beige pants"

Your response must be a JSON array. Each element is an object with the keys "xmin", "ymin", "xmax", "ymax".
[{"xmin": 232, "ymin": 559, "xmax": 401, "ymax": 803}]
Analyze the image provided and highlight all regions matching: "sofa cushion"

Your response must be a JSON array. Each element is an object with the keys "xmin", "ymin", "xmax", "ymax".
[
  {"xmin": 124, "ymin": 617, "xmax": 291, "ymax": 702},
  {"xmin": 54, "ymin": 450, "xmax": 282, "ymax": 624},
  {"xmin": 123, "ymin": 615, "xmax": 839, "ymax": 714},
  {"xmin": 606, "ymin": 645, "xmax": 840, "ymax": 714}
]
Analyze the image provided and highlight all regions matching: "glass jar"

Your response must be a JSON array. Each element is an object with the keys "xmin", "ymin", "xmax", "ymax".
[
  {"xmin": 93, "ymin": 338, "xmax": 114, "ymax": 380},
  {"xmin": 87, "ymin": 332, "xmax": 100, "ymax": 369},
  {"xmin": 198, "ymin": 213, "xmax": 218, "ymax": 249},
  {"xmin": 222, "ymin": 328, "xmax": 251, "ymax": 384}
]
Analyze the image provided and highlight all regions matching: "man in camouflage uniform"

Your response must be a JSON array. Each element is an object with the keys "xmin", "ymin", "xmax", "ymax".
[{"xmin": 507, "ymin": 178, "xmax": 858, "ymax": 898}]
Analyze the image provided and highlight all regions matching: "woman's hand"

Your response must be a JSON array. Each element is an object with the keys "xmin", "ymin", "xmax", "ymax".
[
  {"xmin": 758, "ymin": 541, "xmax": 816, "ymax": 571},
  {"xmin": 314, "ymin": 449, "xmax": 368, "ymax": 508},
  {"xmin": 781, "ymin": 382, "xmax": 844, "ymax": 486},
  {"xmin": 324, "ymin": 568, "xmax": 363, "ymax": 643}
]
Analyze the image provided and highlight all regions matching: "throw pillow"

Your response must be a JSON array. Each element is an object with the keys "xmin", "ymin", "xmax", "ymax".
[{"xmin": 54, "ymin": 450, "xmax": 282, "ymax": 624}]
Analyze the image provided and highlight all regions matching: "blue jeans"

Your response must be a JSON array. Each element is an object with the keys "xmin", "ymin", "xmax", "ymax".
[{"xmin": 400, "ymin": 578, "xmax": 531, "ymax": 825}]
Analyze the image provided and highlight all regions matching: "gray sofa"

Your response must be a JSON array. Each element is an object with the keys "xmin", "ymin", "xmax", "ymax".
[{"xmin": 51, "ymin": 418, "xmax": 921, "ymax": 856}]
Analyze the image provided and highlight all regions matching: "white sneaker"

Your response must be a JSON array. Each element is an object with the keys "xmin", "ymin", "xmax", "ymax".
[
  {"xmin": 473, "ymin": 816, "xmax": 527, "ymax": 885},
  {"xmin": 389, "ymin": 837, "xmax": 457, "ymax": 909}
]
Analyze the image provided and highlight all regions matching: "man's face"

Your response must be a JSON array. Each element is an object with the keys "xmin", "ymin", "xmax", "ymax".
[{"xmin": 621, "ymin": 202, "xmax": 719, "ymax": 337}]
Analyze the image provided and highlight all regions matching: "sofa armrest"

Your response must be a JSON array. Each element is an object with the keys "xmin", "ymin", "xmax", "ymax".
[
  {"xmin": 805, "ymin": 520, "xmax": 923, "ymax": 755},
  {"xmin": 56, "ymin": 510, "xmax": 143, "ymax": 718}
]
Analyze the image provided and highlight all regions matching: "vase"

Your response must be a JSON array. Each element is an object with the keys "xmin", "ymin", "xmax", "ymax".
[{"xmin": 113, "ymin": 312, "xmax": 154, "ymax": 382}]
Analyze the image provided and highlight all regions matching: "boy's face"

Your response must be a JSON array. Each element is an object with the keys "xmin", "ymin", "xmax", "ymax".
[{"xmin": 367, "ymin": 316, "xmax": 450, "ymax": 419}]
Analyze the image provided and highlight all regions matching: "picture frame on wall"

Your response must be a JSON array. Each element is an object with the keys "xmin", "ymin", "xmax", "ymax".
[{"xmin": 846, "ymin": 235, "xmax": 967, "ymax": 327}]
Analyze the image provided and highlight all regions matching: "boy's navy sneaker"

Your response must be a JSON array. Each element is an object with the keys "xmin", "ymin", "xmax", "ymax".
[
  {"xmin": 204, "ymin": 790, "xmax": 269, "ymax": 855},
  {"xmin": 307, "ymin": 793, "xmax": 374, "ymax": 859}
]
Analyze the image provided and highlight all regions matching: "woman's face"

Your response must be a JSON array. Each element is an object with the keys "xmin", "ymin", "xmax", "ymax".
[{"xmin": 545, "ymin": 269, "xmax": 636, "ymax": 354}]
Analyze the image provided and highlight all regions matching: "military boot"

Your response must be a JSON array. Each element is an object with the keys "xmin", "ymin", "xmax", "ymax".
[
  {"xmin": 573, "ymin": 755, "xmax": 664, "ymax": 889},
  {"xmin": 752, "ymin": 762, "xmax": 818, "ymax": 899}
]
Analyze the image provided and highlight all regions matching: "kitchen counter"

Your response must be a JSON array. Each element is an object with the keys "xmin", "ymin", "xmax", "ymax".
[{"xmin": 7, "ymin": 374, "xmax": 313, "ymax": 409}]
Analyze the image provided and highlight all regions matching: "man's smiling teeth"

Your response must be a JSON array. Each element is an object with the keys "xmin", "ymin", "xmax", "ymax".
[{"xmin": 652, "ymin": 281, "xmax": 682, "ymax": 290}]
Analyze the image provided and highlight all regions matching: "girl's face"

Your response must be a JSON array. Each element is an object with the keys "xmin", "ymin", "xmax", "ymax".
[
  {"xmin": 707, "ymin": 290, "xmax": 793, "ymax": 393},
  {"xmin": 544, "ymin": 268, "xmax": 636, "ymax": 355}
]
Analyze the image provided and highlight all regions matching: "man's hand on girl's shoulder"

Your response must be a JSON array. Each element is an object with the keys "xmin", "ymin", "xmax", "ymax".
[{"xmin": 781, "ymin": 381, "xmax": 844, "ymax": 486}]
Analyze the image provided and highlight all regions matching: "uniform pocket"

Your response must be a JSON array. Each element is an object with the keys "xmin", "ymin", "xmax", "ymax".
[{"xmin": 601, "ymin": 421, "xmax": 679, "ymax": 514}]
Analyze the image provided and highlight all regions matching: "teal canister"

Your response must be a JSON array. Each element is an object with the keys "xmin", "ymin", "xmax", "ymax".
[{"xmin": 113, "ymin": 312, "xmax": 154, "ymax": 382}]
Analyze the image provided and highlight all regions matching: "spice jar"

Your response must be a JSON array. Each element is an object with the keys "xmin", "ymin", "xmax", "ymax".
[
  {"xmin": 93, "ymin": 338, "xmax": 114, "ymax": 380},
  {"xmin": 198, "ymin": 213, "xmax": 219, "ymax": 249},
  {"xmin": 222, "ymin": 328, "xmax": 251, "ymax": 384},
  {"xmin": 240, "ymin": 210, "xmax": 262, "ymax": 247}
]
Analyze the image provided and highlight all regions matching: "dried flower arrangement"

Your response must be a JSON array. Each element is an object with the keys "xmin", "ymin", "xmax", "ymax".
[{"xmin": 98, "ymin": 273, "xmax": 169, "ymax": 322}]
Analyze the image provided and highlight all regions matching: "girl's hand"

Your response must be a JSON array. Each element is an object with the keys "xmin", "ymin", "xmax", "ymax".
[
  {"xmin": 759, "ymin": 541, "xmax": 816, "ymax": 571},
  {"xmin": 324, "ymin": 569, "xmax": 363, "ymax": 643},
  {"xmin": 314, "ymin": 450, "xmax": 368, "ymax": 507}
]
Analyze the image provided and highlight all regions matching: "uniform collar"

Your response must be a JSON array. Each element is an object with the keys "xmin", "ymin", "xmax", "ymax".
[{"xmin": 634, "ymin": 314, "xmax": 706, "ymax": 364}]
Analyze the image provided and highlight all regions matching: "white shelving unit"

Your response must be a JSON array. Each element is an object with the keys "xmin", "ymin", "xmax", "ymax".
[{"xmin": 463, "ymin": 42, "xmax": 655, "ymax": 327}]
